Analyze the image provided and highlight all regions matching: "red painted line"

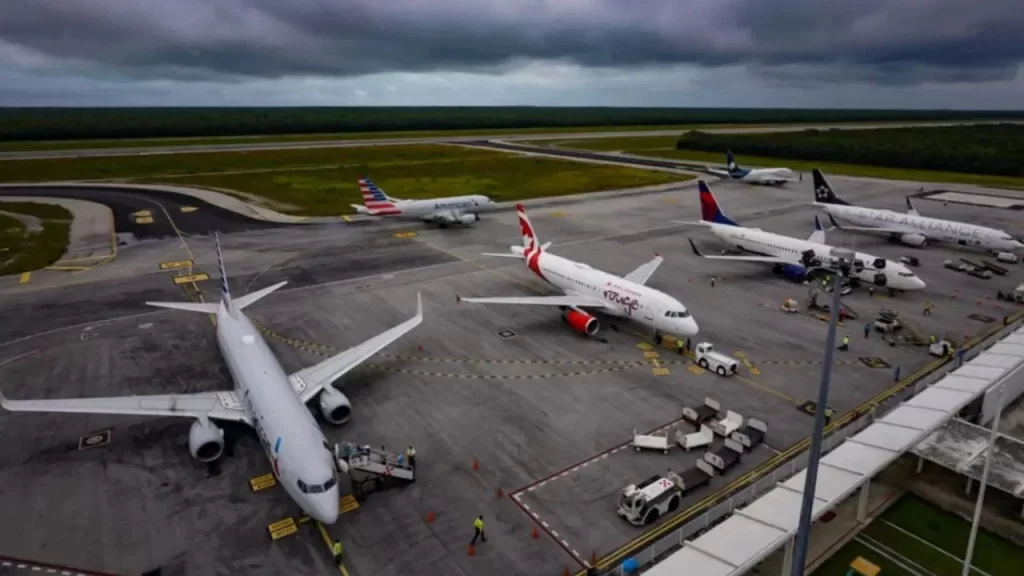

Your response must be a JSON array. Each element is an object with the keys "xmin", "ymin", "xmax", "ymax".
[
  {"xmin": 0, "ymin": 554, "xmax": 121, "ymax": 575},
  {"xmin": 510, "ymin": 416, "xmax": 683, "ymax": 497},
  {"xmin": 509, "ymin": 491, "xmax": 587, "ymax": 570}
]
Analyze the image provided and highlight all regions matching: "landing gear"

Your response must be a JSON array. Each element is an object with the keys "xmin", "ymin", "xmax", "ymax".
[{"xmin": 654, "ymin": 330, "xmax": 663, "ymax": 346}]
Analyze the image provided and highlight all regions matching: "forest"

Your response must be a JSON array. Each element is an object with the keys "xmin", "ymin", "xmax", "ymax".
[
  {"xmin": 676, "ymin": 124, "xmax": 1024, "ymax": 177},
  {"xmin": 2, "ymin": 107, "xmax": 1022, "ymax": 142}
]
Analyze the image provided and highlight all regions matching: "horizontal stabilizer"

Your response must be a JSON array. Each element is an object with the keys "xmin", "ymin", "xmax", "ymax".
[
  {"xmin": 145, "ymin": 301, "xmax": 220, "ymax": 314},
  {"xmin": 234, "ymin": 281, "xmax": 287, "ymax": 310}
]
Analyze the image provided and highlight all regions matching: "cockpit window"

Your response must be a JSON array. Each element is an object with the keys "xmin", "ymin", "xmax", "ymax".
[
  {"xmin": 297, "ymin": 475, "xmax": 337, "ymax": 494},
  {"xmin": 897, "ymin": 272, "xmax": 915, "ymax": 277},
  {"xmin": 665, "ymin": 310, "xmax": 690, "ymax": 318}
]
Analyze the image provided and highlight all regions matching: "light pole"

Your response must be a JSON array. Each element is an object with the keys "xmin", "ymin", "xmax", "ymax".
[
  {"xmin": 962, "ymin": 382, "xmax": 1007, "ymax": 576},
  {"xmin": 790, "ymin": 247, "xmax": 855, "ymax": 576}
]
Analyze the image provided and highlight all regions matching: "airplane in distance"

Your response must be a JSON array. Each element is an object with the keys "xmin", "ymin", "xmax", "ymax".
[
  {"xmin": 350, "ymin": 177, "xmax": 497, "ymax": 227},
  {"xmin": 456, "ymin": 203, "xmax": 699, "ymax": 341},
  {"xmin": 680, "ymin": 181, "xmax": 927, "ymax": 294},
  {"xmin": 705, "ymin": 151, "xmax": 795, "ymax": 185},
  {"xmin": 812, "ymin": 169, "xmax": 1024, "ymax": 253},
  {"xmin": 0, "ymin": 233, "xmax": 424, "ymax": 525}
]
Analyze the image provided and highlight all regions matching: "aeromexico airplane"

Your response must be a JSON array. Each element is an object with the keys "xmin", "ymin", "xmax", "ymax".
[
  {"xmin": 351, "ymin": 177, "xmax": 497, "ymax": 227},
  {"xmin": 812, "ymin": 169, "xmax": 1024, "ymax": 253},
  {"xmin": 456, "ymin": 203, "xmax": 699, "ymax": 340},
  {"xmin": 0, "ymin": 234, "xmax": 424, "ymax": 524},
  {"xmin": 682, "ymin": 181, "xmax": 927, "ymax": 293},
  {"xmin": 705, "ymin": 151, "xmax": 795, "ymax": 185}
]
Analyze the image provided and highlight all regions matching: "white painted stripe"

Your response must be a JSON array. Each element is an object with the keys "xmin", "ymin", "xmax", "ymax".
[
  {"xmin": 551, "ymin": 530, "xmax": 559, "ymax": 538},
  {"xmin": 1, "ymin": 562, "xmax": 11, "ymax": 567},
  {"xmin": 541, "ymin": 521, "xmax": 550, "ymax": 528},
  {"xmin": 521, "ymin": 502, "xmax": 530, "ymax": 511}
]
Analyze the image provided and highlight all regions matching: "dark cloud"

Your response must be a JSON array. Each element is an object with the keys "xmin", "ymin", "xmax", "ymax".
[{"xmin": 0, "ymin": 0, "xmax": 1022, "ymax": 85}]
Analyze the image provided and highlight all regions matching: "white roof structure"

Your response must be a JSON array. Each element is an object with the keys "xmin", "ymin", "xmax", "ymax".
[
  {"xmin": 913, "ymin": 418, "xmax": 1024, "ymax": 498},
  {"xmin": 644, "ymin": 326, "xmax": 1024, "ymax": 576}
]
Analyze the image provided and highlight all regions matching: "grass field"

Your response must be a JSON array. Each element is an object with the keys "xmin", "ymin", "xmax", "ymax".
[
  {"xmin": 0, "ymin": 143, "xmax": 688, "ymax": 216},
  {"xmin": 0, "ymin": 203, "xmax": 72, "ymax": 276},
  {"xmin": 529, "ymin": 136, "xmax": 1024, "ymax": 189},
  {"xmin": 813, "ymin": 494, "xmax": 1024, "ymax": 576}
]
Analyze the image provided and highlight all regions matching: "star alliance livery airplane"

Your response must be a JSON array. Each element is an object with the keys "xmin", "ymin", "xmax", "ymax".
[
  {"xmin": 0, "ymin": 233, "xmax": 424, "ymax": 524},
  {"xmin": 705, "ymin": 151, "xmax": 795, "ymax": 186},
  {"xmin": 812, "ymin": 169, "xmax": 1024, "ymax": 253},
  {"xmin": 456, "ymin": 203, "xmax": 699, "ymax": 340},
  {"xmin": 351, "ymin": 177, "xmax": 497, "ymax": 227}
]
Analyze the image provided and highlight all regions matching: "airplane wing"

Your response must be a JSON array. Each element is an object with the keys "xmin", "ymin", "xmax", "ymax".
[
  {"xmin": 826, "ymin": 214, "xmax": 915, "ymax": 236},
  {"xmin": 0, "ymin": 388, "xmax": 250, "ymax": 424},
  {"xmin": 688, "ymin": 239, "xmax": 790, "ymax": 264},
  {"xmin": 456, "ymin": 293, "xmax": 606, "ymax": 309},
  {"xmin": 623, "ymin": 255, "xmax": 663, "ymax": 285},
  {"xmin": 292, "ymin": 293, "xmax": 424, "ymax": 403},
  {"xmin": 432, "ymin": 210, "xmax": 461, "ymax": 224}
]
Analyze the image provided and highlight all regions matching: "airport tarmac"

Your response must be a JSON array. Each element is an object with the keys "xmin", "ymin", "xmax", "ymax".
[{"xmin": 0, "ymin": 176, "xmax": 1021, "ymax": 576}]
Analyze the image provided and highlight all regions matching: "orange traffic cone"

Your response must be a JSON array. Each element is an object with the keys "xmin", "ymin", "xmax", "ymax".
[
  {"xmin": 531, "ymin": 526, "xmax": 540, "ymax": 539},
  {"xmin": 467, "ymin": 544, "xmax": 475, "ymax": 557},
  {"xmin": 425, "ymin": 512, "xmax": 436, "ymax": 524},
  {"xmin": 496, "ymin": 487, "xmax": 504, "ymax": 498},
  {"xmin": 562, "ymin": 568, "xmax": 570, "ymax": 576},
  {"xmin": 591, "ymin": 551, "xmax": 598, "ymax": 565},
  {"xmin": 417, "ymin": 344, "xmax": 424, "ymax": 353},
  {"xmin": 472, "ymin": 458, "xmax": 480, "ymax": 472}
]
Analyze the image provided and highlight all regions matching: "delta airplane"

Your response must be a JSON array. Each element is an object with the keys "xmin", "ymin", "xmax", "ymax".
[
  {"xmin": 705, "ymin": 151, "xmax": 795, "ymax": 185},
  {"xmin": 351, "ymin": 177, "xmax": 496, "ymax": 227},
  {"xmin": 456, "ymin": 203, "xmax": 699, "ymax": 340},
  {"xmin": 0, "ymin": 234, "xmax": 424, "ymax": 525},
  {"xmin": 681, "ymin": 181, "xmax": 927, "ymax": 293},
  {"xmin": 812, "ymin": 169, "xmax": 1024, "ymax": 253}
]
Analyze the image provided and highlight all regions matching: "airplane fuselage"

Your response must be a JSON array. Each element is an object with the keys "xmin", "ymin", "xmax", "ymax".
[
  {"xmin": 215, "ymin": 302, "xmax": 340, "ymax": 523},
  {"xmin": 709, "ymin": 167, "xmax": 793, "ymax": 185},
  {"xmin": 708, "ymin": 223, "xmax": 926, "ymax": 291},
  {"xmin": 529, "ymin": 251, "xmax": 699, "ymax": 336},
  {"xmin": 818, "ymin": 203, "xmax": 1023, "ymax": 253},
  {"xmin": 381, "ymin": 195, "xmax": 495, "ymax": 222}
]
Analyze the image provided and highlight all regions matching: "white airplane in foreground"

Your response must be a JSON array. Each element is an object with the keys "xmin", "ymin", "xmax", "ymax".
[
  {"xmin": 0, "ymin": 234, "xmax": 424, "ymax": 525},
  {"xmin": 456, "ymin": 203, "xmax": 699, "ymax": 340},
  {"xmin": 350, "ymin": 177, "xmax": 497, "ymax": 227},
  {"xmin": 681, "ymin": 181, "xmax": 927, "ymax": 293},
  {"xmin": 705, "ymin": 151, "xmax": 795, "ymax": 185},
  {"xmin": 812, "ymin": 169, "xmax": 1024, "ymax": 253}
]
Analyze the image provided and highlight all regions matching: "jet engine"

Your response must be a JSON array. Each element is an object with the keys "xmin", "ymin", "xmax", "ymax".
[
  {"xmin": 318, "ymin": 386, "xmax": 353, "ymax": 425},
  {"xmin": 456, "ymin": 213, "xmax": 478, "ymax": 225},
  {"xmin": 899, "ymin": 233, "xmax": 927, "ymax": 247},
  {"xmin": 872, "ymin": 272, "xmax": 888, "ymax": 286},
  {"xmin": 773, "ymin": 263, "xmax": 808, "ymax": 282},
  {"xmin": 188, "ymin": 419, "xmax": 225, "ymax": 463},
  {"xmin": 563, "ymin": 308, "xmax": 600, "ymax": 336}
]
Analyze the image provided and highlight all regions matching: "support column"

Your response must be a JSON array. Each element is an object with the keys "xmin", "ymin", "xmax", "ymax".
[
  {"xmin": 857, "ymin": 481, "xmax": 871, "ymax": 523},
  {"xmin": 916, "ymin": 455, "xmax": 924, "ymax": 474},
  {"xmin": 781, "ymin": 536, "xmax": 795, "ymax": 576},
  {"xmin": 965, "ymin": 477, "xmax": 973, "ymax": 496}
]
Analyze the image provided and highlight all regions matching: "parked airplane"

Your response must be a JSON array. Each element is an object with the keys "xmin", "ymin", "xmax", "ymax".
[
  {"xmin": 812, "ymin": 169, "xmax": 1024, "ymax": 253},
  {"xmin": 456, "ymin": 203, "xmax": 698, "ymax": 340},
  {"xmin": 350, "ymin": 177, "xmax": 496, "ymax": 227},
  {"xmin": 705, "ymin": 151, "xmax": 795, "ymax": 185},
  {"xmin": 681, "ymin": 181, "xmax": 926, "ymax": 293},
  {"xmin": 0, "ymin": 234, "xmax": 424, "ymax": 525}
]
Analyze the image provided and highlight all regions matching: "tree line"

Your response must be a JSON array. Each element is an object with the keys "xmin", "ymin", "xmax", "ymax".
[
  {"xmin": 2, "ymin": 107, "xmax": 1023, "ymax": 142},
  {"xmin": 676, "ymin": 124, "xmax": 1024, "ymax": 177}
]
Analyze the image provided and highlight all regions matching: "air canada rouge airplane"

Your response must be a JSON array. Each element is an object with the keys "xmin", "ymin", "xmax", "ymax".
[
  {"xmin": 0, "ymin": 234, "xmax": 424, "ymax": 525},
  {"xmin": 457, "ymin": 203, "xmax": 699, "ymax": 340},
  {"xmin": 350, "ymin": 177, "xmax": 496, "ymax": 227},
  {"xmin": 811, "ymin": 169, "xmax": 1024, "ymax": 254},
  {"xmin": 681, "ymin": 181, "xmax": 927, "ymax": 294}
]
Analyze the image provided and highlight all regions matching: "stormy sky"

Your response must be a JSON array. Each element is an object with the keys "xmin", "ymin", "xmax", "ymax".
[{"xmin": 1, "ymin": 0, "xmax": 1023, "ymax": 108}]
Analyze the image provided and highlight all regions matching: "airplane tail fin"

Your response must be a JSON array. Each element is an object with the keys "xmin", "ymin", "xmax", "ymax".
[
  {"xmin": 698, "ymin": 181, "xmax": 739, "ymax": 226},
  {"xmin": 214, "ymin": 232, "xmax": 231, "ymax": 307},
  {"xmin": 808, "ymin": 215, "xmax": 827, "ymax": 244},
  {"xmin": 516, "ymin": 203, "xmax": 543, "ymax": 252},
  {"xmin": 905, "ymin": 197, "xmax": 920, "ymax": 216},
  {"xmin": 234, "ymin": 281, "xmax": 288, "ymax": 310},
  {"xmin": 359, "ymin": 177, "xmax": 401, "ymax": 215},
  {"xmin": 812, "ymin": 169, "xmax": 849, "ymax": 205},
  {"xmin": 726, "ymin": 150, "xmax": 745, "ymax": 177}
]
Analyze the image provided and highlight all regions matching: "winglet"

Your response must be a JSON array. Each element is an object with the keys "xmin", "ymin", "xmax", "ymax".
[
  {"xmin": 415, "ymin": 291, "xmax": 423, "ymax": 319},
  {"xmin": 906, "ymin": 197, "xmax": 919, "ymax": 215},
  {"xmin": 814, "ymin": 215, "xmax": 823, "ymax": 231},
  {"xmin": 688, "ymin": 238, "xmax": 704, "ymax": 257},
  {"xmin": 455, "ymin": 292, "xmax": 462, "ymax": 303}
]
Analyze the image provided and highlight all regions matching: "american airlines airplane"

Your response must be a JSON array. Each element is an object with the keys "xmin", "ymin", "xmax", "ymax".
[
  {"xmin": 0, "ymin": 234, "xmax": 424, "ymax": 525},
  {"xmin": 705, "ymin": 151, "xmax": 795, "ymax": 185},
  {"xmin": 681, "ymin": 181, "xmax": 927, "ymax": 293},
  {"xmin": 456, "ymin": 203, "xmax": 699, "ymax": 340},
  {"xmin": 812, "ymin": 169, "xmax": 1024, "ymax": 253},
  {"xmin": 351, "ymin": 177, "xmax": 497, "ymax": 227}
]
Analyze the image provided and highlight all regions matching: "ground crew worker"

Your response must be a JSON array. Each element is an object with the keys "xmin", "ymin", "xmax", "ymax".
[
  {"xmin": 677, "ymin": 337, "xmax": 685, "ymax": 356},
  {"xmin": 331, "ymin": 540, "xmax": 344, "ymax": 566},
  {"xmin": 824, "ymin": 406, "xmax": 834, "ymax": 425},
  {"xmin": 923, "ymin": 302, "xmax": 933, "ymax": 316},
  {"xmin": 838, "ymin": 334, "xmax": 850, "ymax": 351},
  {"xmin": 863, "ymin": 323, "xmax": 871, "ymax": 338},
  {"xmin": 868, "ymin": 285, "xmax": 875, "ymax": 297},
  {"xmin": 471, "ymin": 515, "xmax": 487, "ymax": 545},
  {"xmin": 894, "ymin": 365, "xmax": 901, "ymax": 382},
  {"xmin": 711, "ymin": 276, "xmax": 717, "ymax": 288},
  {"xmin": 929, "ymin": 334, "xmax": 936, "ymax": 345},
  {"xmin": 406, "ymin": 446, "xmax": 416, "ymax": 468}
]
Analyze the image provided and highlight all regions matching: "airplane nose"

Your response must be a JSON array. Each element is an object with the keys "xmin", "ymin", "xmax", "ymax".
[
  {"xmin": 308, "ymin": 490, "xmax": 340, "ymax": 524},
  {"xmin": 680, "ymin": 318, "xmax": 700, "ymax": 337},
  {"xmin": 911, "ymin": 277, "xmax": 927, "ymax": 290}
]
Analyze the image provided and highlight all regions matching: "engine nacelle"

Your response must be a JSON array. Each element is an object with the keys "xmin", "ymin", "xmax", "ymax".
[
  {"xmin": 563, "ymin": 308, "xmax": 600, "ymax": 336},
  {"xmin": 456, "ymin": 213, "xmax": 479, "ymax": 225},
  {"xmin": 900, "ymin": 233, "xmax": 927, "ymax": 247},
  {"xmin": 318, "ymin": 386, "xmax": 352, "ymax": 425},
  {"xmin": 779, "ymin": 264, "xmax": 808, "ymax": 282},
  {"xmin": 188, "ymin": 419, "xmax": 225, "ymax": 463},
  {"xmin": 872, "ymin": 272, "xmax": 888, "ymax": 287}
]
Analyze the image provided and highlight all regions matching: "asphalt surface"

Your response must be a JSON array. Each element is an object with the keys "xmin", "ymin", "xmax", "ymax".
[
  {"xmin": 461, "ymin": 139, "xmax": 705, "ymax": 172},
  {"xmin": 1, "ymin": 122, "xmax": 1008, "ymax": 160},
  {"xmin": 2, "ymin": 176, "xmax": 1021, "ymax": 576},
  {"xmin": 0, "ymin": 186, "xmax": 280, "ymax": 240}
]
